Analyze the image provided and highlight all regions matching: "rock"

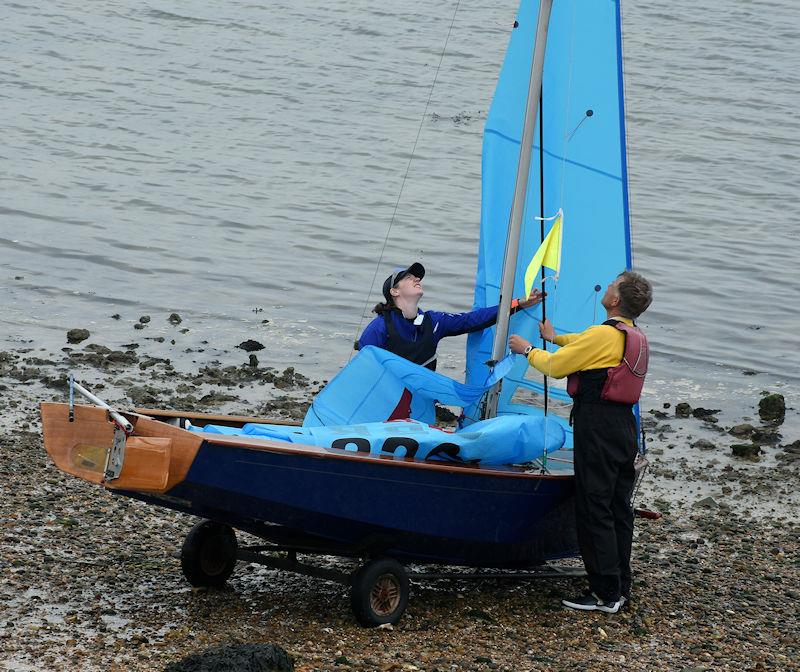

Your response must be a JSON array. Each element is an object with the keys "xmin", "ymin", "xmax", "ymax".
[
  {"xmin": 134, "ymin": 323, "xmax": 145, "ymax": 330},
  {"xmin": 692, "ymin": 407, "xmax": 721, "ymax": 420},
  {"xmin": 649, "ymin": 409, "xmax": 668, "ymax": 419},
  {"xmin": 691, "ymin": 439, "xmax": 716, "ymax": 451},
  {"xmin": 675, "ymin": 403, "xmax": 692, "ymax": 418},
  {"xmin": 168, "ymin": 313, "xmax": 182, "ymax": 325},
  {"xmin": 106, "ymin": 350, "xmax": 138, "ymax": 365},
  {"xmin": 248, "ymin": 354, "xmax": 259, "ymax": 368},
  {"xmin": 758, "ymin": 393, "xmax": 785, "ymax": 423},
  {"xmin": 237, "ymin": 339, "xmax": 265, "ymax": 352},
  {"xmin": 731, "ymin": 443, "xmax": 761, "ymax": 458},
  {"xmin": 728, "ymin": 423, "xmax": 754, "ymax": 438},
  {"xmin": 751, "ymin": 427, "xmax": 780, "ymax": 445},
  {"xmin": 138, "ymin": 315, "xmax": 151, "ymax": 324},
  {"xmin": 693, "ymin": 497, "xmax": 718, "ymax": 509},
  {"xmin": 66, "ymin": 329, "xmax": 90, "ymax": 344},
  {"xmin": 127, "ymin": 386, "xmax": 160, "ymax": 406},
  {"xmin": 782, "ymin": 440, "xmax": 800, "ymax": 454},
  {"xmin": 163, "ymin": 643, "xmax": 294, "ymax": 672}
]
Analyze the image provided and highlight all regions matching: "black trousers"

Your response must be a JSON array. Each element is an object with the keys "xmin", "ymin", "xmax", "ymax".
[{"xmin": 572, "ymin": 401, "xmax": 638, "ymax": 602}]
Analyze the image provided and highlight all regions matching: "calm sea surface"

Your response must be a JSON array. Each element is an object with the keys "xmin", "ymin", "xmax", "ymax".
[{"xmin": 2, "ymin": 0, "xmax": 798, "ymax": 422}]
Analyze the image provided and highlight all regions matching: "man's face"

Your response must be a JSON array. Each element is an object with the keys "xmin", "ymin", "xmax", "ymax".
[
  {"xmin": 392, "ymin": 273, "xmax": 424, "ymax": 301},
  {"xmin": 601, "ymin": 278, "xmax": 620, "ymax": 311}
]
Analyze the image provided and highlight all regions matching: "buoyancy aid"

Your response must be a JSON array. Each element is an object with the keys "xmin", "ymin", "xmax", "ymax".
[
  {"xmin": 566, "ymin": 319, "xmax": 649, "ymax": 405},
  {"xmin": 383, "ymin": 310, "xmax": 438, "ymax": 371}
]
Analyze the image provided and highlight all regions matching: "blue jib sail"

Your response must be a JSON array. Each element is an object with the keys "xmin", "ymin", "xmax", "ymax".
[{"xmin": 466, "ymin": 0, "xmax": 633, "ymax": 442}]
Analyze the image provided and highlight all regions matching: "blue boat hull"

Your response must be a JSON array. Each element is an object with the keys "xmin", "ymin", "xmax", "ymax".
[{"xmin": 122, "ymin": 437, "xmax": 578, "ymax": 566}]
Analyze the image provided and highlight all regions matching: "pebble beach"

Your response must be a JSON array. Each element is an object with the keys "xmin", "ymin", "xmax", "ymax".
[{"xmin": 0, "ymin": 317, "xmax": 797, "ymax": 672}]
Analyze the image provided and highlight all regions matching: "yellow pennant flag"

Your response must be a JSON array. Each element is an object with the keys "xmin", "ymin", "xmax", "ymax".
[{"xmin": 524, "ymin": 212, "xmax": 563, "ymax": 297}]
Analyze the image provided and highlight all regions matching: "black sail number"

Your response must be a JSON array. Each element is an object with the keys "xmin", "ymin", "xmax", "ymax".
[
  {"xmin": 381, "ymin": 437, "xmax": 419, "ymax": 459},
  {"xmin": 331, "ymin": 437, "xmax": 371, "ymax": 453}
]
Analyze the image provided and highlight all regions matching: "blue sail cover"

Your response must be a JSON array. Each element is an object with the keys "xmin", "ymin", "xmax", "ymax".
[
  {"xmin": 194, "ymin": 416, "xmax": 565, "ymax": 466},
  {"xmin": 466, "ymin": 0, "xmax": 632, "ymax": 438},
  {"xmin": 304, "ymin": 346, "xmax": 514, "ymax": 427},
  {"xmin": 192, "ymin": 345, "xmax": 565, "ymax": 464}
]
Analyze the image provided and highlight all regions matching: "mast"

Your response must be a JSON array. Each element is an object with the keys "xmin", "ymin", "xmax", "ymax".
[{"xmin": 483, "ymin": 0, "xmax": 554, "ymax": 419}]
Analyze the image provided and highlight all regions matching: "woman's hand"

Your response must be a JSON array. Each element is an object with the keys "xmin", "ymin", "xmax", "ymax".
[{"xmin": 517, "ymin": 288, "xmax": 546, "ymax": 309}]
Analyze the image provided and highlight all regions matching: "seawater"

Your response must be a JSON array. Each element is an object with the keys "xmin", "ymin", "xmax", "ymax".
[{"xmin": 2, "ymin": 0, "xmax": 798, "ymax": 428}]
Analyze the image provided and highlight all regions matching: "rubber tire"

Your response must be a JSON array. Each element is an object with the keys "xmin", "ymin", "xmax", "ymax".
[
  {"xmin": 180, "ymin": 520, "xmax": 238, "ymax": 588},
  {"xmin": 350, "ymin": 558, "xmax": 409, "ymax": 627}
]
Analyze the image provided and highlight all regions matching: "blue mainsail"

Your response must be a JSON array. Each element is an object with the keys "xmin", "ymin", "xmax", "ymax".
[{"xmin": 466, "ymin": 0, "xmax": 632, "ymax": 437}]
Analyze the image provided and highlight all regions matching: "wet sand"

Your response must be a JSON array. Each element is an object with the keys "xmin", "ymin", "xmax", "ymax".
[{"xmin": 0, "ymin": 322, "xmax": 797, "ymax": 671}]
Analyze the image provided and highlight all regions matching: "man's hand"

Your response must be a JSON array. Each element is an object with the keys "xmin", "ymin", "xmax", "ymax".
[
  {"xmin": 539, "ymin": 318, "xmax": 555, "ymax": 343},
  {"xmin": 517, "ymin": 288, "xmax": 546, "ymax": 310},
  {"xmin": 509, "ymin": 334, "xmax": 532, "ymax": 355}
]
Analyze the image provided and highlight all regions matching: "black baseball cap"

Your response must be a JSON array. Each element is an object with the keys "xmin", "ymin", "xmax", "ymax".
[{"xmin": 382, "ymin": 262, "xmax": 425, "ymax": 302}]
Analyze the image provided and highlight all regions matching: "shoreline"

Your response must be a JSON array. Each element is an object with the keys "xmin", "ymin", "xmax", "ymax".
[{"xmin": 0, "ymin": 326, "xmax": 797, "ymax": 671}]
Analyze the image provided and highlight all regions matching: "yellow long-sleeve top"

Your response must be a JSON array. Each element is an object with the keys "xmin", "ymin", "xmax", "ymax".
[{"xmin": 526, "ymin": 316, "xmax": 633, "ymax": 379}]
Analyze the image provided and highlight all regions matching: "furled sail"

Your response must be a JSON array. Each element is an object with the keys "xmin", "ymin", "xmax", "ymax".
[{"xmin": 466, "ymin": 0, "xmax": 632, "ymax": 436}]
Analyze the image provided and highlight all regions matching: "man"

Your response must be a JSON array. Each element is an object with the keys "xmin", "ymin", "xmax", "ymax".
[
  {"xmin": 509, "ymin": 270, "xmax": 652, "ymax": 614},
  {"xmin": 359, "ymin": 262, "xmax": 543, "ymax": 371}
]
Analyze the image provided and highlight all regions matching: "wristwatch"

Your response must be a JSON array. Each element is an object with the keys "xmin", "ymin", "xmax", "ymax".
[{"xmin": 523, "ymin": 345, "xmax": 533, "ymax": 356}]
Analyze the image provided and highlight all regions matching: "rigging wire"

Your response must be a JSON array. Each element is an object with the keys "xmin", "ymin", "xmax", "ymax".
[{"xmin": 348, "ymin": 0, "xmax": 463, "ymax": 362}]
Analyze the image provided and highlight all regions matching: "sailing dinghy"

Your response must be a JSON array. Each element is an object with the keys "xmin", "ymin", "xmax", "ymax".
[{"xmin": 40, "ymin": 0, "xmax": 640, "ymax": 626}]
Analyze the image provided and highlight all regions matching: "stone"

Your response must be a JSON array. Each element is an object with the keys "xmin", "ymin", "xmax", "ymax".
[
  {"xmin": 782, "ymin": 440, "xmax": 800, "ymax": 454},
  {"xmin": 693, "ymin": 497, "xmax": 718, "ymax": 509},
  {"xmin": 692, "ymin": 407, "xmax": 721, "ymax": 420},
  {"xmin": 168, "ymin": 313, "xmax": 182, "ymax": 325},
  {"xmin": 237, "ymin": 339, "xmax": 265, "ymax": 352},
  {"xmin": 758, "ymin": 393, "xmax": 785, "ymax": 423},
  {"xmin": 691, "ymin": 439, "xmax": 716, "ymax": 451},
  {"xmin": 728, "ymin": 423, "xmax": 754, "ymax": 438},
  {"xmin": 675, "ymin": 403, "xmax": 692, "ymax": 418},
  {"xmin": 731, "ymin": 443, "xmax": 761, "ymax": 458},
  {"xmin": 751, "ymin": 427, "xmax": 780, "ymax": 445},
  {"xmin": 66, "ymin": 329, "xmax": 90, "ymax": 344}
]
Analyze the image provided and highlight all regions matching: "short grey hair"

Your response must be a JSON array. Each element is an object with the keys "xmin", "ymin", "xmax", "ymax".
[{"xmin": 616, "ymin": 271, "xmax": 652, "ymax": 319}]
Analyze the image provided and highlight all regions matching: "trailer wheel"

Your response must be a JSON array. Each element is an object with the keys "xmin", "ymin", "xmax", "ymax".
[
  {"xmin": 180, "ymin": 520, "xmax": 238, "ymax": 587},
  {"xmin": 350, "ymin": 558, "xmax": 409, "ymax": 627}
]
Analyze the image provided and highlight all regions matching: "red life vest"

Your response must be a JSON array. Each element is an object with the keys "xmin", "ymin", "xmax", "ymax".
[{"xmin": 566, "ymin": 320, "xmax": 649, "ymax": 405}]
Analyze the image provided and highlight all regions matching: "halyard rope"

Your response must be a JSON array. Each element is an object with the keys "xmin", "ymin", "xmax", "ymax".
[{"xmin": 349, "ymin": 0, "xmax": 463, "ymax": 363}]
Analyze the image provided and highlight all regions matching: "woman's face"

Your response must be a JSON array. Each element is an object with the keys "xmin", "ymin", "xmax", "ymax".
[{"xmin": 393, "ymin": 273, "xmax": 424, "ymax": 301}]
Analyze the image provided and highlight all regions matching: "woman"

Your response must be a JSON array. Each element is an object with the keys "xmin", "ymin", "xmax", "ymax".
[{"xmin": 358, "ymin": 262, "xmax": 543, "ymax": 370}]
